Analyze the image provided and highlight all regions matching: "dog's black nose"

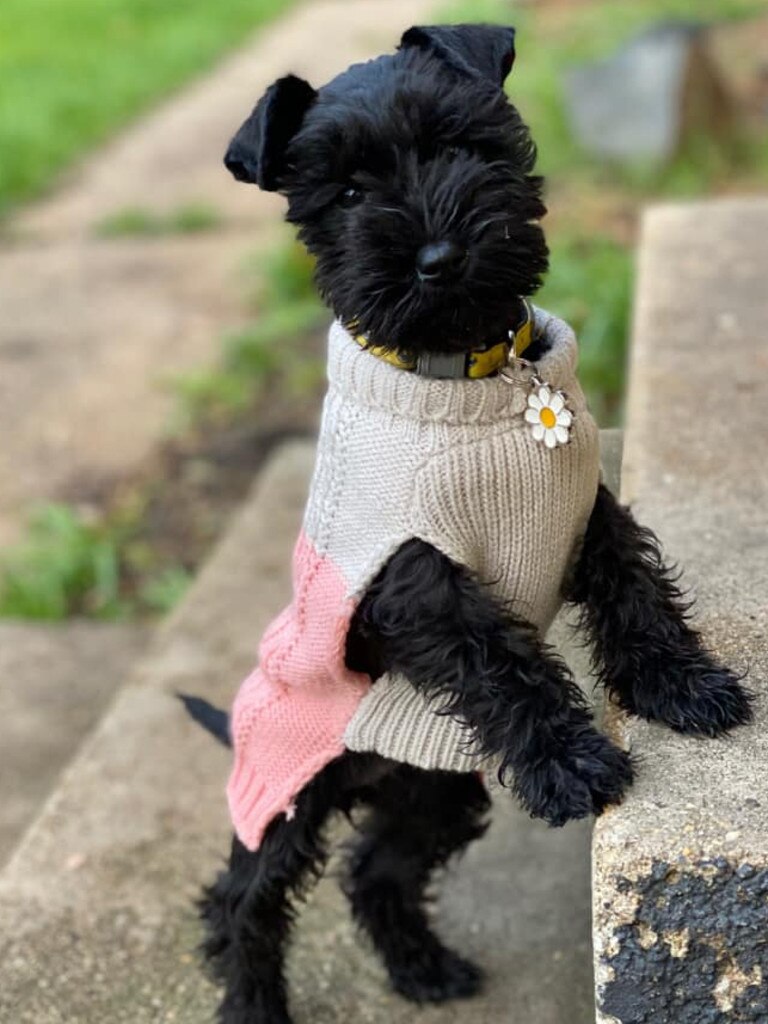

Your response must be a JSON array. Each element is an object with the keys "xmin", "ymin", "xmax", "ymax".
[{"xmin": 416, "ymin": 241, "xmax": 467, "ymax": 282}]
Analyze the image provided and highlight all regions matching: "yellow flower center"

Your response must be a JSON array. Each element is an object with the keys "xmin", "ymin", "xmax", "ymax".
[{"xmin": 540, "ymin": 407, "xmax": 557, "ymax": 429}]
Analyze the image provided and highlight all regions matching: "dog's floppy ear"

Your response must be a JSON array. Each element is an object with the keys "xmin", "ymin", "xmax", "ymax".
[
  {"xmin": 400, "ymin": 24, "xmax": 516, "ymax": 86},
  {"xmin": 224, "ymin": 74, "xmax": 317, "ymax": 191}
]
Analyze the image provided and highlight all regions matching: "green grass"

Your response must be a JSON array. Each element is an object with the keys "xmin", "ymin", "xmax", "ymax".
[
  {"xmin": 538, "ymin": 236, "xmax": 633, "ymax": 424},
  {"xmin": 173, "ymin": 238, "xmax": 326, "ymax": 421},
  {"xmin": 0, "ymin": 0, "xmax": 293, "ymax": 217},
  {"xmin": 0, "ymin": 501, "xmax": 193, "ymax": 621},
  {"xmin": 138, "ymin": 566, "xmax": 192, "ymax": 614},
  {"xmin": 95, "ymin": 202, "xmax": 223, "ymax": 237},
  {"xmin": 0, "ymin": 504, "xmax": 126, "ymax": 619}
]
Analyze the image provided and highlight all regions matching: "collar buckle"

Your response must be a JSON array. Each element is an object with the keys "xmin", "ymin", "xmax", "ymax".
[
  {"xmin": 415, "ymin": 351, "xmax": 468, "ymax": 379},
  {"xmin": 510, "ymin": 297, "xmax": 535, "ymax": 359},
  {"xmin": 352, "ymin": 297, "xmax": 535, "ymax": 380},
  {"xmin": 499, "ymin": 356, "xmax": 535, "ymax": 388}
]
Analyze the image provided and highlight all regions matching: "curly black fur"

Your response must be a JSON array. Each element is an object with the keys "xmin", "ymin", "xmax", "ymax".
[
  {"xmin": 196, "ymin": 23, "xmax": 752, "ymax": 1024},
  {"xmin": 350, "ymin": 538, "xmax": 634, "ymax": 826},
  {"xmin": 284, "ymin": 52, "xmax": 548, "ymax": 353},
  {"xmin": 571, "ymin": 485, "xmax": 753, "ymax": 736},
  {"xmin": 225, "ymin": 27, "xmax": 547, "ymax": 354},
  {"xmin": 200, "ymin": 754, "xmax": 489, "ymax": 1022},
  {"xmin": 341, "ymin": 765, "xmax": 490, "ymax": 1003}
]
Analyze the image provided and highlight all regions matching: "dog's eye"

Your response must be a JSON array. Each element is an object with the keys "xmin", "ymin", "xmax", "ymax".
[
  {"xmin": 446, "ymin": 145, "xmax": 462, "ymax": 158},
  {"xmin": 340, "ymin": 186, "xmax": 364, "ymax": 207}
]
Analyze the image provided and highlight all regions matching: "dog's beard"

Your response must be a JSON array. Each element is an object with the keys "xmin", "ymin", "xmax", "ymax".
[
  {"xmin": 318, "ymin": 222, "xmax": 547, "ymax": 352},
  {"xmin": 306, "ymin": 164, "xmax": 547, "ymax": 353}
]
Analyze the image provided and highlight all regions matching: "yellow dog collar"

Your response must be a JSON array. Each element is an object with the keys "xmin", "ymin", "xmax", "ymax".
[{"xmin": 353, "ymin": 298, "xmax": 535, "ymax": 380}]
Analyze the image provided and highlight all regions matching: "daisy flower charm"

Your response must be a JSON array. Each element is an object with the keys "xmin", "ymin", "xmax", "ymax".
[{"xmin": 525, "ymin": 384, "xmax": 572, "ymax": 448}]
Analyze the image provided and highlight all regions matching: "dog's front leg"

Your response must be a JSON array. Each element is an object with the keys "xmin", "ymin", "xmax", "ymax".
[
  {"xmin": 571, "ymin": 483, "xmax": 753, "ymax": 735},
  {"xmin": 353, "ymin": 539, "xmax": 633, "ymax": 826}
]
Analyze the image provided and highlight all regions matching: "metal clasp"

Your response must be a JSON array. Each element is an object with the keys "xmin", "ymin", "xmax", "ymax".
[{"xmin": 499, "ymin": 356, "xmax": 536, "ymax": 389}]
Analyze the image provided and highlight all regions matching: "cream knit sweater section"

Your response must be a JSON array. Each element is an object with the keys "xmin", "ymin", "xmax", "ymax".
[{"xmin": 331, "ymin": 310, "xmax": 599, "ymax": 769}]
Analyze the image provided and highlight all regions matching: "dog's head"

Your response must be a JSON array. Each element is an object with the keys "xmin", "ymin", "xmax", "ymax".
[{"xmin": 225, "ymin": 24, "xmax": 548, "ymax": 354}]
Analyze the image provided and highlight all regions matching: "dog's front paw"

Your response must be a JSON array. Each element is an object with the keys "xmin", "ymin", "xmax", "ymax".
[
  {"xmin": 390, "ymin": 945, "xmax": 484, "ymax": 1004},
  {"xmin": 621, "ymin": 659, "xmax": 754, "ymax": 738},
  {"xmin": 515, "ymin": 724, "xmax": 634, "ymax": 827}
]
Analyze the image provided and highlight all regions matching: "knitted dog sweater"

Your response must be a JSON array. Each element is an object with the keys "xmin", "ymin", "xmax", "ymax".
[{"xmin": 228, "ymin": 309, "xmax": 600, "ymax": 850}]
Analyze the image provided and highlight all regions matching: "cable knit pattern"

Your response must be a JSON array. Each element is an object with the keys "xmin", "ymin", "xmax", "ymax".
[{"xmin": 228, "ymin": 309, "xmax": 600, "ymax": 850}]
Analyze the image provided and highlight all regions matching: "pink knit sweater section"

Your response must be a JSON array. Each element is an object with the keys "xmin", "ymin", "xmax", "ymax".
[{"xmin": 227, "ymin": 530, "xmax": 369, "ymax": 850}]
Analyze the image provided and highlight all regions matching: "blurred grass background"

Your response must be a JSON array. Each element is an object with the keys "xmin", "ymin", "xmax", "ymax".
[
  {"xmin": 457, "ymin": 0, "xmax": 767, "ymax": 181},
  {"xmin": 0, "ymin": 0, "xmax": 292, "ymax": 217}
]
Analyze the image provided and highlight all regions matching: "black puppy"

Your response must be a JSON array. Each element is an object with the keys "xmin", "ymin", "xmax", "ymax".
[{"xmin": 197, "ymin": 25, "xmax": 752, "ymax": 1024}]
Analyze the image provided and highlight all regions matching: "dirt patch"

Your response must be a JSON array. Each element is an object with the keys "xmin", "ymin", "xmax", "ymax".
[{"xmin": 55, "ymin": 324, "xmax": 327, "ymax": 613}]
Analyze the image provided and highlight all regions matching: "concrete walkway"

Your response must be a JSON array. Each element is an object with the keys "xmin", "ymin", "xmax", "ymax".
[
  {"xmin": 0, "ymin": 621, "xmax": 147, "ymax": 867},
  {"xmin": 0, "ymin": 443, "xmax": 594, "ymax": 1024},
  {"xmin": 0, "ymin": 0, "xmax": 433, "ymax": 548}
]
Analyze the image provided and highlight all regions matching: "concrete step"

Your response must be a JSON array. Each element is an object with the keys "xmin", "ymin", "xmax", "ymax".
[
  {"xmin": 0, "ymin": 439, "xmax": 612, "ymax": 1024},
  {"xmin": 0, "ymin": 621, "xmax": 147, "ymax": 868},
  {"xmin": 592, "ymin": 198, "xmax": 768, "ymax": 1023}
]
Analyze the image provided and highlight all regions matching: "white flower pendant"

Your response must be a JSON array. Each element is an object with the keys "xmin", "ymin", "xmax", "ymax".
[{"xmin": 524, "ymin": 384, "xmax": 573, "ymax": 448}]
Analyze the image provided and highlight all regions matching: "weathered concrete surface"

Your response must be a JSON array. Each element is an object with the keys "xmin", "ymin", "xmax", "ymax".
[
  {"xmin": 0, "ymin": 622, "xmax": 147, "ymax": 867},
  {"xmin": 0, "ymin": 0, "xmax": 433, "ymax": 548},
  {"xmin": 599, "ymin": 428, "xmax": 623, "ymax": 499},
  {"xmin": 593, "ymin": 199, "xmax": 768, "ymax": 1024},
  {"xmin": 0, "ymin": 443, "xmax": 597, "ymax": 1024}
]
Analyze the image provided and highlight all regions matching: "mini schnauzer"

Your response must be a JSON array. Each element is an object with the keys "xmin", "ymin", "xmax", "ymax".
[{"xmin": 189, "ymin": 24, "xmax": 752, "ymax": 1024}]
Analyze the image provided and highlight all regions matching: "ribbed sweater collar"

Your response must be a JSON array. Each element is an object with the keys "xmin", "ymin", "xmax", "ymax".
[{"xmin": 326, "ymin": 307, "xmax": 578, "ymax": 425}]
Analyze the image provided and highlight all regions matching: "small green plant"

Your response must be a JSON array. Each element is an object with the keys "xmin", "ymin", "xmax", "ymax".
[
  {"xmin": 174, "ymin": 238, "xmax": 326, "ymax": 421},
  {"xmin": 138, "ymin": 567, "xmax": 192, "ymax": 614},
  {"xmin": 240, "ymin": 236, "xmax": 319, "ymax": 310},
  {"xmin": 0, "ymin": 504, "xmax": 127, "ymax": 620},
  {"xmin": 538, "ymin": 237, "xmax": 633, "ymax": 425},
  {"xmin": 227, "ymin": 301, "xmax": 325, "ymax": 372},
  {"xmin": 95, "ymin": 203, "xmax": 222, "ymax": 238},
  {"xmin": 168, "ymin": 203, "xmax": 223, "ymax": 234},
  {"xmin": 174, "ymin": 300, "xmax": 326, "ymax": 419},
  {"xmin": 173, "ymin": 368, "xmax": 254, "ymax": 419},
  {"xmin": 0, "ymin": 501, "xmax": 198, "ymax": 621},
  {"xmin": 260, "ymin": 240, "xmax": 319, "ymax": 306},
  {"xmin": 95, "ymin": 208, "xmax": 163, "ymax": 237}
]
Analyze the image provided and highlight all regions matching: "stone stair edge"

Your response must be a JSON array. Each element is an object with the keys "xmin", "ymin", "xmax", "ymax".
[
  {"xmin": 592, "ymin": 196, "xmax": 768, "ymax": 1023},
  {"xmin": 0, "ymin": 620, "xmax": 149, "ymax": 868}
]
